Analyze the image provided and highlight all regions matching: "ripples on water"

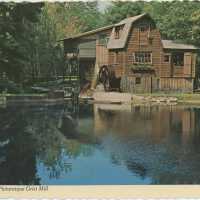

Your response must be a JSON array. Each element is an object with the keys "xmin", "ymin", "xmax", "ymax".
[{"xmin": 0, "ymin": 102, "xmax": 200, "ymax": 185}]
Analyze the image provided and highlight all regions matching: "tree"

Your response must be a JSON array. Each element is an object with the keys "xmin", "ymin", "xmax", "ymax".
[
  {"xmin": 103, "ymin": 0, "xmax": 200, "ymax": 46},
  {"xmin": 24, "ymin": 2, "xmax": 103, "ymax": 82},
  {"xmin": 103, "ymin": 1, "xmax": 144, "ymax": 24},
  {"xmin": 0, "ymin": 3, "xmax": 43, "ymax": 83},
  {"xmin": 191, "ymin": 9, "xmax": 200, "ymax": 46}
]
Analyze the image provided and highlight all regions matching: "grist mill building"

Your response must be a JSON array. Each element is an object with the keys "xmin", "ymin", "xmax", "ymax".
[{"xmin": 62, "ymin": 13, "xmax": 198, "ymax": 93}]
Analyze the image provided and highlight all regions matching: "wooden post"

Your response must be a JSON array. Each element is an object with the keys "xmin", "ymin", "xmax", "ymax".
[{"xmin": 91, "ymin": 62, "xmax": 99, "ymax": 89}]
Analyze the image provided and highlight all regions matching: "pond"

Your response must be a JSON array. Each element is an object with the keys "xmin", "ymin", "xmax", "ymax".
[{"xmin": 0, "ymin": 102, "xmax": 200, "ymax": 185}]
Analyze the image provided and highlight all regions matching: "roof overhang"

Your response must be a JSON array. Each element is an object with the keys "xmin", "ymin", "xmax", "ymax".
[
  {"xmin": 162, "ymin": 40, "xmax": 199, "ymax": 50},
  {"xmin": 58, "ymin": 25, "xmax": 113, "ymax": 42},
  {"xmin": 58, "ymin": 13, "xmax": 149, "ymax": 43}
]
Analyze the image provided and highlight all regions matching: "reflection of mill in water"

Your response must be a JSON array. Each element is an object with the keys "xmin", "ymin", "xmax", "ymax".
[
  {"xmin": 59, "ymin": 113, "xmax": 78, "ymax": 139},
  {"xmin": 69, "ymin": 89, "xmax": 79, "ymax": 117},
  {"xmin": 58, "ymin": 95, "xmax": 80, "ymax": 140}
]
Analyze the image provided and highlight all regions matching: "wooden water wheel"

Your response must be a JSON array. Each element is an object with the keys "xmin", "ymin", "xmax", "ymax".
[
  {"xmin": 98, "ymin": 65, "xmax": 110, "ymax": 91},
  {"xmin": 98, "ymin": 65, "xmax": 121, "ymax": 91}
]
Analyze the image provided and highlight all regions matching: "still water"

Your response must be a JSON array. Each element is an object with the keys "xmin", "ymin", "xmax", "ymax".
[{"xmin": 0, "ymin": 102, "xmax": 200, "ymax": 185}]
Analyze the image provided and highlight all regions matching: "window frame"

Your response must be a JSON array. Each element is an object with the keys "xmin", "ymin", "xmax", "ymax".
[
  {"xmin": 172, "ymin": 52, "xmax": 184, "ymax": 67},
  {"xmin": 114, "ymin": 25, "xmax": 124, "ymax": 39},
  {"xmin": 133, "ymin": 51, "xmax": 152, "ymax": 64},
  {"xmin": 163, "ymin": 54, "xmax": 170, "ymax": 63}
]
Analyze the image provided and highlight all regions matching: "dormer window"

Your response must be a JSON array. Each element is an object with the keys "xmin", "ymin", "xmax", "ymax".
[
  {"xmin": 115, "ymin": 26, "xmax": 120, "ymax": 39},
  {"xmin": 139, "ymin": 25, "xmax": 150, "ymax": 46}
]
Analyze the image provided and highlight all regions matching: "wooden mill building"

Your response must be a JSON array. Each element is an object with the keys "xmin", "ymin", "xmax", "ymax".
[{"xmin": 62, "ymin": 13, "xmax": 199, "ymax": 93}]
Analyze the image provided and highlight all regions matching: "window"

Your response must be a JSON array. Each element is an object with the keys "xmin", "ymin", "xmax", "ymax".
[
  {"xmin": 172, "ymin": 52, "xmax": 184, "ymax": 66},
  {"xmin": 134, "ymin": 52, "xmax": 152, "ymax": 64},
  {"xmin": 164, "ymin": 55, "xmax": 170, "ymax": 63},
  {"xmin": 140, "ymin": 26, "xmax": 148, "ymax": 32},
  {"xmin": 114, "ymin": 51, "xmax": 119, "ymax": 64},
  {"xmin": 115, "ymin": 26, "xmax": 121, "ymax": 39},
  {"xmin": 115, "ymin": 28, "xmax": 119, "ymax": 39},
  {"xmin": 135, "ymin": 77, "xmax": 141, "ymax": 84}
]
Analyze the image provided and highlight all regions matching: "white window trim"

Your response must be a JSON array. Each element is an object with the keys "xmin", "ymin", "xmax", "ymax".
[
  {"xmin": 163, "ymin": 53, "xmax": 171, "ymax": 63},
  {"xmin": 133, "ymin": 52, "xmax": 152, "ymax": 64}
]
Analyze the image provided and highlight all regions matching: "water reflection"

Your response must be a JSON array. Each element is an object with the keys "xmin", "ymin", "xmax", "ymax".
[
  {"xmin": 94, "ymin": 104, "xmax": 200, "ymax": 184},
  {"xmin": 0, "ymin": 102, "xmax": 200, "ymax": 184}
]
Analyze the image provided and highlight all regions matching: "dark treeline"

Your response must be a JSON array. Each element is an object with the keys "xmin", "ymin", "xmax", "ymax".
[{"xmin": 0, "ymin": 1, "xmax": 200, "ymax": 86}]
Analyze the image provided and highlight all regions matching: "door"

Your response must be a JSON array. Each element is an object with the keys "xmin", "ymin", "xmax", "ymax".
[{"xmin": 184, "ymin": 53, "xmax": 192, "ymax": 77}]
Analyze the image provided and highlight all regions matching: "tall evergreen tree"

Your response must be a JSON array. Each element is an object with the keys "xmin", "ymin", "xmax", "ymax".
[{"xmin": 0, "ymin": 2, "xmax": 43, "ymax": 83}]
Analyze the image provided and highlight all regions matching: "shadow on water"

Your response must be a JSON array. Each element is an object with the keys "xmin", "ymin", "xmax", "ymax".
[
  {"xmin": 0, "ymin": 105, "xmax": 40, "ymax": 184},
  {"xmin": 0, "ymin": 101, "xmax": 91, "ymax": 184},
  {"xmin": 1, "ymin": 102, "xmax": 200, "ymax": 184}
]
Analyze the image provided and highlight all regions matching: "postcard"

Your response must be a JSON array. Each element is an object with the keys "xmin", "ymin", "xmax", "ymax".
[{"xmin": 0, "ymin": 0, "xmax": 200, "ymax": 198}]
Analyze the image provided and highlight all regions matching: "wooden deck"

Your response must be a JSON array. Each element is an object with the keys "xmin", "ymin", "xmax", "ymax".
[{"xmin": 93, "ymin": 92, "xmax": 133, "ymax": 103}]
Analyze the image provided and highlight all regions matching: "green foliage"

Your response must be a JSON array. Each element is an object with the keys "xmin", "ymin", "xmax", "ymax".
[
  {"xmin": 103, "ymin": 0, "xmax": 200, "ymax": 75},
  {"xmin": 191, "ymin": 9, "xmax": 200, "ymax": 46},
  {"xmin": 104, "ymin": 0, "xmax": 200, "ymax": 46},
  {"xmin": 104, "ymin": 1, "xmax": 144, "ymax": 24},
  {"xmin": 0, "ymin": 79, "xmax": 21, "ymax": 93},
  {"xmin": 27, "ymin": 4, "xmax": 64, "ymax": 82},
  {"xmin": 1, "ymin": 1, "xmax": 200, "ymax": 87},
  {"xmin": 0, "ymin": 2, "xmax": 43, "ymax": 83},
  {"xmin": 63, "ymin": 1, "xmax": 104, "ymax": 32},
  {"xmin": 130, "ymin": 64, "xmax": 154, "ymax": 70}
]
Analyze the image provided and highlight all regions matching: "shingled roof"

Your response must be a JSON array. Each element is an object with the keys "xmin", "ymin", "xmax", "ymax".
[
  {"xmin": 107, "ymin": 13, "xmax": 148, "ymax": 49},
  {"xmin": 60, "ymin": 24, "xmax": 113, "ymax": 41},
  {"xmin": 60, "ymin": 13, "xmax": 148, "ymax": 42},
  {"xmin": 61, "ymin": 14, "xmax": 199, "ymax": 51},
  {"xmin": 162, "ymin": 40, "xmax": 198, "ymax": 50}
]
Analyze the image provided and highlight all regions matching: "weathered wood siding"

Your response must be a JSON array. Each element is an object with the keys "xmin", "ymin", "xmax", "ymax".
[
  {"xmin": 119, "ymin": 16, "xmax": 163, "ymax": 93},
  {"xmin": 160, "ymin": 51, "xmax": 197, "ymax": 78},
  {"xmin": 183, "ymin": 52, "xmax": 197, "ymax": 78},
  {"xmin": 125, "ymin": 17, "xmax": 163, "ymax": 76},
  {"xmin": 121, "ymin": 74, "xmax": 159, "ymax": 93},
  {"xmin": 108, "ymin": 50, "xmax": 126, "ymax": 77},
  {"xmin": 64, "ymin": 15, "xmax": 197, "ymax": 93},
  {"xmin": 96, "ymin": 29, "xmax": 112, "ymax": 67},
  {"xmin": 160, "ymin": 77, "xmax": 193, "ymax": 92},
  {"xmin": 159, "ymin": 51, "xmax": 196, "ymax": 92},
  {"xmin": 160, "ymin": 51, "xmax": 172, "ymax": 77},
  {"xmin": 96, "ymin": 45, "xmax": 109, "ymax": 66}
]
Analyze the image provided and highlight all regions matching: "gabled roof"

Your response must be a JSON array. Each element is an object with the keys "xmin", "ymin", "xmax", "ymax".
[
  {"xmin": 115, "ymin": 13, "xmax": 148, "ymax": 26},
  {"xmin": 60, "ymin": 24, "xmax": 113, "ymax": 41},
  {"xmin": 162, "ymin": 40, "xmax": 198, "ymax": 50},
  {"xmin": 60, "ymin": 14, "xmax": 199, "ymax": 51},
  {"xmin": 107, "ymin": 13, "xmax": 148, "ymax": 49},
  {"xmin": 60, "ymin": 13, "xmax": 148, "ymax": 42}
]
